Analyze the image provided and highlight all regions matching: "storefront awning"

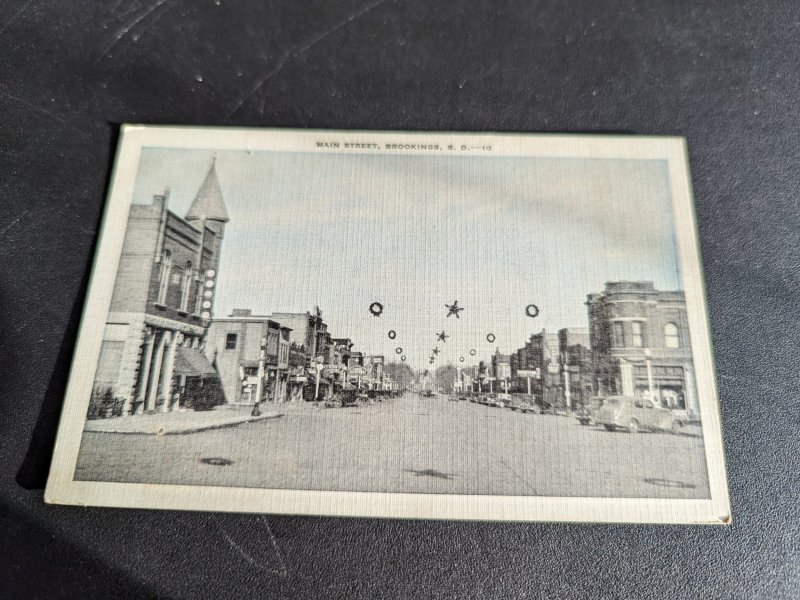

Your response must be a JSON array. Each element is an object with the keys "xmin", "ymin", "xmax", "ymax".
[{"xmin": 173, "ymin": 347, "xmax": 217, "ymax": 377}]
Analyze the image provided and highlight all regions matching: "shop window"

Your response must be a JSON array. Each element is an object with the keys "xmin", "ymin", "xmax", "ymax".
[
  {"xmin": 632, "ymin": 321, "xmax": 644, "ymax": 348},
  {"xmin": 664, "ymin": 323, "xmax": 680, "ymax": 348},
  {"xmin": 225, "ymin": 333, "xmax": 238, "ymax": 350},
  {"xmin": 612, "ymin": 321, "xmax": 625, "ymax": 347}
]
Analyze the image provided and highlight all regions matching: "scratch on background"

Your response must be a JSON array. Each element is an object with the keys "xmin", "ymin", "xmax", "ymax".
[
  {"xmin": 226, "ymin": 0, "xmax": 390, "ymax": 119},
  {"xmin": 95, "ymin": 0, "xmax": 175, "ymax": 64},
  {"xmin": 211, "ymin": 515, "xmax": 289, "ymax": 578}
]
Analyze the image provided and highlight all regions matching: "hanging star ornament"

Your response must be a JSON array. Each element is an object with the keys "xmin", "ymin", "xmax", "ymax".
[
  {"xmin": 437, "ymin": 331, "xmax": 448, "ymax": 342},
  {"xmin": 445, "ymin": 300, "xmax": 463, "ymax": 318},
  {"xmin": 432, "ymin": 347, "xmax": 439, "ymax": 355}
]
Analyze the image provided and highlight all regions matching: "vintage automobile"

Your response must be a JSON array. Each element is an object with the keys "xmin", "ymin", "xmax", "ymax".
[
  {"xmin": 495, "ymin": 393, "xmax": 511, "ymax": 408},
  {"xmin": 576, "ymin": 397, "xmax": 605, "ymax": 425},
  {"xmin": 481, "ymin": 394, "xmax": 506, "ymax": 408},
  {"xmin": 508, "ymin": 396, "xmax": 542, "ymax": 414},
  {"xmin": 594, "ymin": 396, "xmax": 688, "ymax": 433}
]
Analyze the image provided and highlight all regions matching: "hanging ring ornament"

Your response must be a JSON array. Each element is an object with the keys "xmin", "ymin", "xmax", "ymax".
[
  {"xmin": 470, "ymin": 349, "xmax": 476, "ymax": 356},
  {"xmin": 396, "ymin": 347, "xmax": 403, "ymax": 354},
  {"xmin": 369, "ymin": 302, "xmax": 383, "ymax": 317},
  {"xmin": 401, "ymin": 355, "xmax": 406, "ymax": 361},
  {"xmin": 486, "ymin": 333, "xmax": 496, "ymax": 343},
  {"xmin": 525, "ymin": 303, "xmax": 540, "ymax": 318},
  {"xmin": 388, "ymin": 330, "xmax": 396, "ymax": 339},
  {"xmin": 460, "ymin": 356, "xmax": 465, "ymax": 362}
]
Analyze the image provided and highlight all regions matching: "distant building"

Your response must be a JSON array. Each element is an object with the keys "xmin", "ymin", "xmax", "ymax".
[
  {"xmin": 271, "ymin": 309, "xmax": 328, "ymax": 360},
  {"xmin": 510, "ymin": 329, "xmax": 559, "ymax": 401},
  {"xmin": 271, "ymin": 309, "xmax": 334, "ymax": 400},
  {"xmin": 587, "ymin": 281, "xmax": 698, "ymax": 415},
  {"xmin": 558, "ymin": 327, "xmax": 593, "ymax": 408},
  {"xmin": 330, "ymin": 338, "xmax": 353, "ymax": 389},
  {"xmin": 92, "ymin": 160, "xmax": 228, "ymax": 416},
  {"xmin": 205, "ymin": 310, "xmax": 293, "ymax": 405},
  {"xmin": 491, "ymin": 350, "xmax": 512, "ymax": 392},
  {"xmin": 363, "ymin": 355, "xmax": 385, "ymax": 390}
]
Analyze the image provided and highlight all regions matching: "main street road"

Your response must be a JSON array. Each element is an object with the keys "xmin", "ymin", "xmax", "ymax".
[{"xmin": 76, "ymin": 394, "xmax": 711, "ymax": 499}]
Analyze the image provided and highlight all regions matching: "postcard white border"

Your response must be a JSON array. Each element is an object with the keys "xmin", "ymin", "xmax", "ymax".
[{"xmin": 45, "ymin": 126, "xmax": 731, "ymax": 524}]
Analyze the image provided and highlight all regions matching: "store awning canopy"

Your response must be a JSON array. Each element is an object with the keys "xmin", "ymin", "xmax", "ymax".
[{"xmin": 173, "ymin": 347, "xmax": 217, "ymax": 377}]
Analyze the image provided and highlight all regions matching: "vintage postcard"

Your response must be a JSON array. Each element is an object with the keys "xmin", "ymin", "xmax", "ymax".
[{"xmin": 45, "ymin": 126, "xmax": 730, "ymax": 523}]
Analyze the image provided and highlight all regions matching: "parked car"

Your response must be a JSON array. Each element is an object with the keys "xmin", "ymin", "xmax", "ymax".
[
  {"xmin": 508, "ymin": 396, "xmax": 541, "ymax": 414},
  {"xmin": 576, "ymin": 397, "xmax": 605, "ymax": 425},
  {"xmin": 594, "ymin": 396, "xmax": 688, "ymax": 433},
  {"xmin": 495, "ymin": 393, "xmax": 511, "ymax": 408}
]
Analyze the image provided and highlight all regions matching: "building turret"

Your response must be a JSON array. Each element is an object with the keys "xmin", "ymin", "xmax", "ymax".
[
  {"xmin": 185, "ymin": 158, "xmax": 230, "ymax": 323},
  {"xmin": 185, "ymin": 157, "xmax": 230, "ymax": 237}
]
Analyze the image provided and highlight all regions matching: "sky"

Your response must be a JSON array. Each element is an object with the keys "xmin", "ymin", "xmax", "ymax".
[{"xmin": 132, "ymin": 147, "xmax": 682, "ymax": 370}]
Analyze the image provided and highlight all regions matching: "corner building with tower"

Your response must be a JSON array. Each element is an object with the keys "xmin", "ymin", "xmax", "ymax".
[
  {"xmin": 586, "ymin": 281, "xmax": 699, "ymax": 418},
  {"xmin": 90, "ymin": 160, "xmax": 229, "ymax": 416}
]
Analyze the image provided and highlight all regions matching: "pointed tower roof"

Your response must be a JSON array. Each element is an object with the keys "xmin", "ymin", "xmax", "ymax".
[{"xmin": 185, "ymin": 158, "xmax": 230, "ymax": 223}]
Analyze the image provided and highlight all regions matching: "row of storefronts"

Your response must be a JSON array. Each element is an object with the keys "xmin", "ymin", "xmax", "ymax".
[
  {"xmin": 450, "ymin": 281, "xmax": 700, "ymax": 418},
  {"xmin": 204, "ymin": 308, "xmax": 394, "ymax": 406}
]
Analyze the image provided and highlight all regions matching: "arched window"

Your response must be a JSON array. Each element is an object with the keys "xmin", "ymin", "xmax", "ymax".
[
  {"xmin": 157, "ymin": 250, "xmax": 172, "ymax": 304},
  {"xmin": 664, "ymin": 323, "xmax": 680, "ymax": 348},
  {"xmin": 180, "ymin": 261, "xmax": 193, "ymax": 311}
]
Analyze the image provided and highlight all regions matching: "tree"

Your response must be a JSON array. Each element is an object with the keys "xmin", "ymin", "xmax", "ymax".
[
  {"xmin": 435, "ymin": 364, "xmax": 458, "ymax": 393},
  {"xmin": 382, "ymin": 361, "xmax": 415, "ymax": 390}
]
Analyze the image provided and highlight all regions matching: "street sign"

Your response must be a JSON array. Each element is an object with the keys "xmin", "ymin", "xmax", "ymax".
[
  {"xmin": 323, "ymin": 364, "xmax": 345, "ymax": 372},
  {"xmin": 517, "ymin": 369, "xmax": 540, "ymax": 378},
  {"xmin": 349, "ymin": 366, "xmax": 367, "ymax": 376}
]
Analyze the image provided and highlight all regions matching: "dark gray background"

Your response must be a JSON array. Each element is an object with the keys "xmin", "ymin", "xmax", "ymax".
[{"xmin": 1, "ymin": 1, "xmax": 798, "ymax": 598}]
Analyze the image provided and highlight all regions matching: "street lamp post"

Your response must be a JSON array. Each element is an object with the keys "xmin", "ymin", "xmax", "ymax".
[
  {"xmin": 562, "ymin": 352, "xmax": 572, "ymax": 412},
  {"xmin": 314, "ymin": 355, "xmax": 323, "ymax": 401},
  {"xmin": 252, "ymin": 336, "xmax": 266, "ymax": 417}
]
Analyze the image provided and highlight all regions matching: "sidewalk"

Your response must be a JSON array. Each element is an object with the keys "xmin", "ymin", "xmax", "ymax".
[{"xmin": 83, "ymin": 405, "xmax": 285, "ymax": 435}]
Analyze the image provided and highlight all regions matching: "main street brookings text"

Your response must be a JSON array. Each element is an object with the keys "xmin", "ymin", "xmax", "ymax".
[{"xmin": 316, "ymin": 141, "xmax": 442, "ymax": 150}]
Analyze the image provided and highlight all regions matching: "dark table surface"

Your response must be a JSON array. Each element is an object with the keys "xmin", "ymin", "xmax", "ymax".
[{"xmin": 1, "ymin": 1, "xmax": 798, "ymax": 598}]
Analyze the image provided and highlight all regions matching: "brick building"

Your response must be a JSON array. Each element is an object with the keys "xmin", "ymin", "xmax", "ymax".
[
  {"xmin": 491, "ymin": 350, "xmax": 512, "ymax": 393},
  {"xmin": 205, "ymin": 310, "xmax": 292, "ymax": 405},
  {"xmin": 509, "ymin": 329, "xmax": 559, "ymax": 401},
  {"xmin": 586, "ymin": 281, "xmax": 698, "ymax": 416},
  {"xmin": 91, "ymin": 160, "xmax": 229, "ymax": 416},
  {"xmin": 557, "ymin": 327, "xmax": 594, "ymax": 409}
]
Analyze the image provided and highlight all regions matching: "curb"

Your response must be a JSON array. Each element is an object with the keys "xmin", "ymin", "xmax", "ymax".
[{"xmin": 84, "ymin": 413, "xmax": 284, "ymax": 436}]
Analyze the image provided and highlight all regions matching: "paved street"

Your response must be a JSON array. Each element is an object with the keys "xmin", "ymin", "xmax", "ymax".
[{"xmin": 75, "ymin": 393, "xmax": 710, "ymax": 499}]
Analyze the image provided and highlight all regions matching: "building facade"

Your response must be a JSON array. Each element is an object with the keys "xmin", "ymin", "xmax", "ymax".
[
  {"xmin": 509, "ymin": 329, "xmax": 559, "ymax": 401},
  {"xmin": 587, "ymin": 281, "xmax": 699, "ymax": 416},
  {"xmin": 91, "ymin": 160, "xmax": 229, "ymax": 416},
  {"xmin": 491, "ymin": 350, "xmax": 512, "ymax": 393},
  {"xmin": 205, "ymin": 310, "xmax": 293, "ymax": 405},
  {"xmin": 557, "ymin": 327, "xmax": 594, "ymax": 409}
]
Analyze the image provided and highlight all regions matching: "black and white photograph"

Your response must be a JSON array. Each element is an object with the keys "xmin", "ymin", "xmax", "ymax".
[{"xmin": 45, "ymin": 126, "xmax": 729, "ymax": 523}]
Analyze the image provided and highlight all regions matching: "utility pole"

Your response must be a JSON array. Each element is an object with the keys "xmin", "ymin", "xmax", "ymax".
[
  {"xmin": 253, "ymin": 336, "xmax": 266, "ymax": 417},
  {"xmin": 314, "ymin": 357, "xmax": 323, "ymax": 401}
]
